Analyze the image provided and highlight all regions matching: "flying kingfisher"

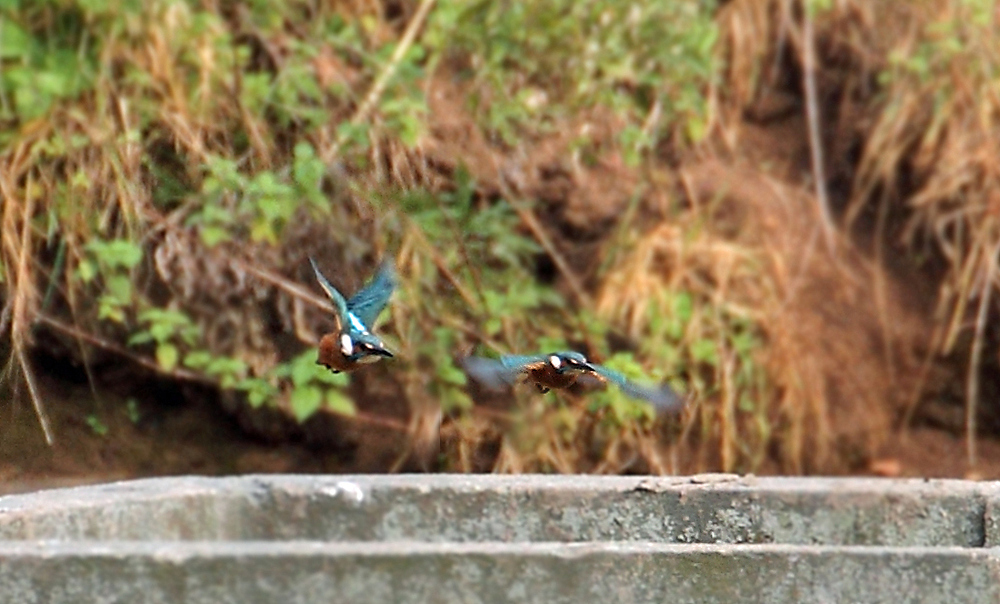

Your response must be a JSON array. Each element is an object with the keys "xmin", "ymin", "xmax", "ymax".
[
  {"xmin": 461, "ymin": 351, "xmax": 685, "ymax": 414},
  {"xmin": 309, "ymin": 256, "xmax": 397, "ymax": 373}
]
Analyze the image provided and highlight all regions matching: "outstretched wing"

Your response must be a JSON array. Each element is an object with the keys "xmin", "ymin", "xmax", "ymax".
[
  {"xmin": 499, "ymin": 354, "xmax": 549, "ymax": 374},
  {"xmin": 309, "ymin": 257, "xmax": 350, "ymax": 327},
  {"xmin": 346, "ymin": 259, "xmax": 398, "ymax": 329},
  {"xmin": 590, "ymin": 364, "xmax": 686, "ymax": 414},
  {"xmin": 460, "ymin": 356, "xmax": 523, "ymax": 391}
]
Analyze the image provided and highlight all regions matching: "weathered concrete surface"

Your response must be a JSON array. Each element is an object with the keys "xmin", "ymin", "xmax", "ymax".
[
  {"xmin": 0, "ymin": 541, "xmax": 997, "ymax": 604},
  {"xmin": 0, "ymin": 475, "xmax": 998, "ymax": 603},
  {"xmin": 0, "ymin": 474, "xmax": 996, "ymax": 546}
]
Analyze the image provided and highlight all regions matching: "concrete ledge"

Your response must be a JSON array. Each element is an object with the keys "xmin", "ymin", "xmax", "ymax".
[
  {"xmin": 1, "ymin": 475, "xmax": 999, "ymax": 603},
  {"xmin": 0, "ymin": 542, "xmax": 997, "ymax": 604},
  {"xmin": 0, "ymin": 474, "xmax": 996, "ymax": 546}
]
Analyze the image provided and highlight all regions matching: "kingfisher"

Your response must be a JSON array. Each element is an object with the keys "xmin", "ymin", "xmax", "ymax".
[
  {"xmin": 309, "ymin": 256, "xmax": 397, "ymax": 373},
  {"xmin": 461, "ymin": 351, "xmax": 685, "ymax": 414}
]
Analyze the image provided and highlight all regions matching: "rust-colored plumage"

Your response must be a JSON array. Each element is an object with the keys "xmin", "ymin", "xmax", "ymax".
[
  {"xmin": 521, "ymin": 360, "xmax": 581, "ymax": 392},
  {"xmin": 310, "ymin": 257, "xmax": 396, "ymax": 374},
  {"xmin": 461, "ymin": 351, "xmax": 686, "ymax": 414}
]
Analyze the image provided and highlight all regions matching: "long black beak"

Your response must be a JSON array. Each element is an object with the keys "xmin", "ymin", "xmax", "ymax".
[
  {"xmin": 374, "ymin": 347, "xmax": 394, "ymax": 358},
  {"xmin": 577, "ymin": 362, "xmax": 597, "ymax": 373}
]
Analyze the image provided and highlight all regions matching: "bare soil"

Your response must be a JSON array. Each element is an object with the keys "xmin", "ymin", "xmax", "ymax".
[
  {"xmin": 5, "ymin": 11, "xmax": 1000, "ymax": 490},
  {"xmin": 1, "ymin": 355, "xmax": 997, "ymax": 496}
]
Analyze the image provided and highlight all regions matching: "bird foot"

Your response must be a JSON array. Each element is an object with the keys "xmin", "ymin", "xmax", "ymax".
[{"xmin": 316, "ymin": 360, "xmax": 340, "ymax": 374}]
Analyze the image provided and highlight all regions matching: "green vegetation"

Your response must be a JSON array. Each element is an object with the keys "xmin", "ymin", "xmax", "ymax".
[{"xmin": 17, "ymin": 0, "xmax": 989, "ymax": 475}]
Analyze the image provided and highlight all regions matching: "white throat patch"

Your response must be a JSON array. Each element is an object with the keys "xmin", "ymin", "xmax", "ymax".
[
  {"xmin": 549, "ymin": 355, "xmax": 561, "ymax": 369},
  {"xmin": 340, "ymin": 333, "xmax": 354, "ymax": 356}
]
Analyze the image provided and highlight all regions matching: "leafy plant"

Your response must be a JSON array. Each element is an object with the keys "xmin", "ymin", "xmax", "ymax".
[
  {"xmin": 76, "ymin": 239, "xmax": 144, "ymax": 324},
  {"xmin": 426, "ymin": 0, "xmax": 718, "ymax": 149},
  {"xmin": 272, "ymin": 351, "xmax": 354, "ymax": 421},
  {"xmin": 86, "ymin": 414, "xmax": 108, "ymax": 437},
  {"xmin": 187, "ymin": 143, "xmax": 329, "ymax": 246},
  {"xmin": 0, "ymin": 3, "xmax": 105, "ymax": 125},
  {"xmin": 128, "ymin": 308, "xmax": 200, "ymax": 371}
]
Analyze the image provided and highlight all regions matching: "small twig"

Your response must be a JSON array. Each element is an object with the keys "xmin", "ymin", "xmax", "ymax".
[
  {"xmin": 13, "ymin": 341, "xmax": 53, "ymax": 445},
  {"xmin": 323, "ymin": 0, "xmax": 437, "ymax": 164},
  {"xmin": 35, "ymin": 314, "xmax": 409, "ymax": 433},
  {"xmin": 407, "ymin": 224, "xmax": 483, "ymax": 310},
  {"xmin": 800, "ymin": 1, "xmax": 837, "ymax": 256},
  {"xmin": 964, "ymin": 243, "xmax": 998, "ymax": 467},
  {"xmin": 348, "ymin": 409, "xmax": 410, "ymax": 433},
  {"xmin": 0, "ymin": 298, "xmax": 11, "ymax": 339},
  {"xmin": 7, "ymin": 173, "xmax": 54, "ymax": 445},
  {"xmin": 39, "ymin": 238, "xmax": 66, "ymax": 315},
  {"xmin": 638, "ymin": 98, "xmax": 662, "ymax": 143},
  {"xmin": 900, "ymin": 327, "xmax": 942, "ymax": 430},
  {"xmin": 428, "ymin": 193, "xmax": 490, "ymax": 312},
  {"xmin": 36, "ymin": 313, "xmax": 214, "ymax": 385},
  {"xmin": 237, "ymin": 261, "xmax": 331, "ymax": 313},
  {"xmin": 496, "ymin": 169, "xmax": 592, "ymax": 307}
]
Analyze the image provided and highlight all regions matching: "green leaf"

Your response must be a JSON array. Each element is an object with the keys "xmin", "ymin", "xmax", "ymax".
[
  {"xmin": 292, "ymin": 142, "xmax": 325, "ymax": 206},
  {"xmin": 127, "ymin": 331, "xmax": 154, "ymax": 346},
  {"xmin": 238, "ymin": 377, "xmax": 275, "ymax": 408},
  {"xmin": 156, "ymin": 343, "xmax": 179, "ymax": 371},
  {"xmin": 86, "ymin": 414, "xmax": 108, "ymax": 436},
  {"xmin": 248, "ymin": 387, "xmax": 269, "ymax": 408},
  {"xmin": 89, "ymin": 239, "xmax": 142, "ymax": 270},
  {"xmin": 674, "ymin": 292, "xmax": 693, "ymax": 324},
  {"xmin": 199, "ymin": 226, "xmax": 231, "ymax": 247},
  {"xmin": 336, "ymin": 121, "xmax": 370, "ymax": 151},
  {"xmin": 436, "ymin": 361, "xmax": 467, "ymax": 386},
  {"xmin": 691, "ymin": 339, "xmax": 717, "ymax": 365},
  {"xmin": 183, "ymin": 350, "xmax": 214, "ymax": 369},
  {"xmin": 205, "ymin": 357, "xmax": 247, "ymax": 379},
  {"xmin": 290, "ymin": 355, "xmax": 317, "ymax": 387},
  {"xmin": 291, "ymin": 386, "xmax": 323, "ymax": 421},
  {"xmin": 325, "ymin": 389, "xmax": 356, "ymax": 416},
  {"xmin": 105, "ymin": 274, "xmax": 133, "ymax": 302},
  {"xmin": 97, "ymin": 298, "xmax": 125, "ymax": 323},
  {"xmin": 148, "ymin": 321, "xmax": 174, "ymax": 343},
  {"xmin": 126, "ymin": 399, "xmax": 141, "ymax": 424},
  {"xmin": 484, "ymin": 317, "xmax": 502, "ymax": 336},
  {"xmin": 0, "ymin": 20, "xmax": 33, "ymax": 59},
  {"xmin": 442, "ymin": 388, "xmax": 473, "ymax": 413},
  {"xmin": 250, "ymin": 220, "xmax": 277, "ymax": 244},
  {"xmin": 314, "ymin": 366, "xmax": 350, "ymax": 386},
  {"xmin": 76, "ymin": 260, "xmax": 97, "ymax": 283},
  {"xmin": 535, "ymin": 336, "xmax": 568, "ymax": 354}
]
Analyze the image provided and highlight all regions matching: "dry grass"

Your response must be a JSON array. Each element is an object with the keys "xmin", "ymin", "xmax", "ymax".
[
  {"xmin": 2, "ymin": 0, "xmax": 996, "ymax": 477},
  {"xmin": 710, "ymin": 0, "xmax": 1000, "ymax": 471},
  {"xmin": 836, "ymin": 0, "xmax": 1000, "ymax": 463}
]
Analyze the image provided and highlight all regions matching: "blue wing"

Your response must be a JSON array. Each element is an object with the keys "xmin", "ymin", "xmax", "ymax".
[
  {"xmin": 309, "ymin": 257, "xmax": 350, "ymax": 327},
  {"xmin": 499, "ymin": 354, "xmax": 551, "ymax": 374},
  {"xmin": 590, "ymin": 363, "xmax": 686, "ymax": 414},
  {"xmin": 461, "ymin": 355, "xmax": 534, "ymax": 391},
  {"xmin": 346, "ymin": 259, "xmax": 398, "ymax": 329}
]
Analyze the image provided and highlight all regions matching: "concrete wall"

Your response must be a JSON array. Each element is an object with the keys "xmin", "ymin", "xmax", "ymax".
[{"xmin": 0, "ymin": 474, "xmax": 997, "ymax": 603}]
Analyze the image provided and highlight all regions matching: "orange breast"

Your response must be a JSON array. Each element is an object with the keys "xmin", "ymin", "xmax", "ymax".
[
  {"xmin": 526, "ymin": 365, "xmax": 579, "ymax": 390},
  {"xmin": 317, "ymin": 333, "xmax": 353, "ymax": 373}
]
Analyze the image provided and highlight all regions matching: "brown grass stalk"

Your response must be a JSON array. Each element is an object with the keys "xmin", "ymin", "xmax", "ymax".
[
  {"xmin": 324, "ymin": 0, "xmax": 438, "ymax": 164},
  {"xmin": 5, "ymin": 176, "xmax": 54, "ymax": 445}
]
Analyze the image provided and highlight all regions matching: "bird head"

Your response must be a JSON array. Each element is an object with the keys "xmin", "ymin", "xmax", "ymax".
[
  {"xmin": 547, "ymin": 351, "xmax": 595, "ymax": 375},
  {"xmin": 340, "ymin": 331, "xmax": 394, "ymax": 363}
]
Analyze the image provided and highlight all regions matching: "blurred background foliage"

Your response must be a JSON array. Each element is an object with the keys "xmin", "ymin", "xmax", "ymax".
[{"xmin": 1, "ymin": 0, "xmax": 998, "ymax": 477}]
